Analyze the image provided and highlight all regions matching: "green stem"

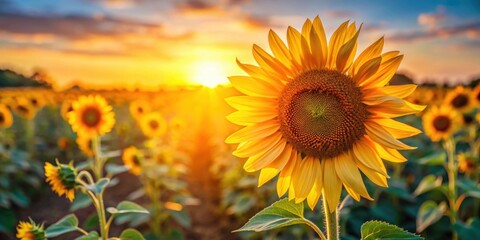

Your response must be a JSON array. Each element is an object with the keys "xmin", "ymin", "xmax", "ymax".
[
  {"xmin": 322, "ymin": 195, "xmax": 339, "ymax": 240},
  {"xmin": 304, "ymin": 219, "xmax": 326, "ymax": 240},
  {"xmin": 77, "ymin": 227, "xmax": 89, "ymax": 235},
  {"xmin": 444, "ymin": 138, "xmax": 458, "ymax": 240},
  {"xmin": 98, "ymin": 192, "xmax": 108, "ymax": 240},
  {"xmin": 92, "ymin": 135, "xmax": 103, "ymax": 180}
]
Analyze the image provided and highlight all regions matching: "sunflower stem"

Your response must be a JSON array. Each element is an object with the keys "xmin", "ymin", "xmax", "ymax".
[
  {"xmin": 322, "ymin": 196, "xmax": 339, "ymax": 240},
  {"xmin": 444, "ymin": 138, "xmax": 458, "ymax": 240},
  {"xmin": 92, "ymin": 135, "xmax": 103, "ymax": 180},
  {"xmin": 97, "ymin": 191, "xmax": 108, "ymax": 240}
]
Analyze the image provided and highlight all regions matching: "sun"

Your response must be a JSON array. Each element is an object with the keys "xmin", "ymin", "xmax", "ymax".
[{"xmin": 192, "ymin": 61, "xmax": 229, "ymax": 88}]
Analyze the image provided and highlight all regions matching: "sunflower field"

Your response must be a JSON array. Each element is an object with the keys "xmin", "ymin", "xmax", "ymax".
[{"xmin": 1, "ymin": 12, "xmax": 480, "ymax": 240}]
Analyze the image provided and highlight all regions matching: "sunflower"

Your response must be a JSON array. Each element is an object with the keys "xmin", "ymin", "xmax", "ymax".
[
  {"xmin": 12, "ymin": 97, "xmax": 37, "ymax": 120},
  {"xmin": 68, "ymin": 95, "xmax": 115, "ymax": 137},
  {"xmin": 225, "ymin": 16, "xmax": 424, "ymax": 212},
  {"xmin": 473, "ymin": 84, "xmax": 480, "ymax": 106},
  {"xmin": 444, "ymin": 86, "xmax": 473, "ymax": 113},
  {"xmin": 76, "ymin": 134, "xmax": 94, "ymax": 157},
  {"xmin": 122, "ymin": 146, "xmax": 143, "ymax": 175},
  {"xmin": 45, "ymin": 160, "xmax": 77, "ymax": 201},
  {"xmin": 60, "ymin": 98, "xmax": 75, "ymax": 120},
  {"xmin": 0, "ymin": 104, "xmax": 13, "ymax": 128},
  {"xmin": 129, "ymin": 99, "xmax": 152, "ymax": 120},
  {"xmin": 422, "ymin": 105, "xmax": 460, "ymax": 142},
  {"xmin": 457, "ymin": 153, "xmax": 478, "ymax": 174},
  {"xmin": 16, "ymin": 220, "xmax": 46, "ymax": 240},
  {"xmin": 139, "ymin": 112, "xmax": 167, "ymax": 138}
]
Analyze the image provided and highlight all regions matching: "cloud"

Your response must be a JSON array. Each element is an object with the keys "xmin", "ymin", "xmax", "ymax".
[
  {"xmin": 388, "ymin": 21, "xmax": 480, "ymax": 42},
  {"xmin": 417, "ymin": 6, "xmax": 447, "ymax": 28},
  {"xmin": 325, "ymin": 10, "xmax": 356, "ymax": 19}
]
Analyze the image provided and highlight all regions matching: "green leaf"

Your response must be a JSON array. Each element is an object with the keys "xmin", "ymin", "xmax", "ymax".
[
  {"xmin": 9, "ymin": 188, "xmax": 29, "ymax": 207},
  {"xmin": 169, "ymin": 209, "xmax": 191, "ymax": 228},
  {"xmin": 416, "ymin": 201, "xmax": 447, "ymax": 232},
  {"xmin": 416, "ymin": 152, "xmax": 445, "ymax": 166},
  {"xmin": 234, "ymin": 198, "xmax": 313, "ymax": 233},
  {"xmin": 85, "ymin": 178, "xmax": 109, "ymax": 194},
  {"xmin": 107, "ymin": 201, "xmax": 149, "ymax": 216},
  {"xmin": 75, "ymin": 231, "xmax": 99, "ymax": 240},
  {"xmin": 453, "ymin": 217, "xmax": 480, "ymax": 240},
  {"xmin": 414, "ymin": 175, "xmax": 443, "ymax": 196},
  {"xmin": 105, "ymin": 164, "xmax": 130, "ymax": 176},
  {"xmin": 70, "ymin": 191, "xmax": 92, "ymax": 211},
  {"xmin": 45, "ymin": 214, "xmax": 79, "ymax": 237},
  {"xmin": 361, "ymin": 220, "xmax": 423, "ymax": 240},
  {"xmin": 0, "ymin": 208, "xmax": 16, "ymax": 234},
  {"xmin": 458, "ymin": 179, "xmax": 480, "ymax": 198},
  {"xmin": 120, "ymin": 229, "xmax": 145, "ymax": 240}
]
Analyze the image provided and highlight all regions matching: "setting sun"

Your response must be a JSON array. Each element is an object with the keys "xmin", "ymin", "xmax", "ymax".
[{"xmin": 192, "ymin": 61, "xmax": 229, "ymax": 88}]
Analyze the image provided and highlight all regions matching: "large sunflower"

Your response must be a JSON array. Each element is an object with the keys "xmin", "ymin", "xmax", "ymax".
[
  {"xmin": 16, "ymin": 220, "xmax": 46, "ymax": 240},
  {"xmin": 226, "ymin": 16, "xmax": 424, "ymax": 212},
  {"xmin": 68, "ymin": 95, "xmax": 115, "ymax": 137},
  {"xmin": 422, "ymin": 105, "xmax": 459, "ymax": 142},
  {"xmin": 45, "ymin": 161, "xmax": 77, "ymax": 201},
  {"xmin": 444, "ymin": 86, "xmax": 473, "ymax": 113},
  {"xmin": 139, "ymin": 112, "xmax": 167, "ymax": 138},
  {"xmin": 0, "ymin": 104, "xmax": 13, "ymax": 128}
]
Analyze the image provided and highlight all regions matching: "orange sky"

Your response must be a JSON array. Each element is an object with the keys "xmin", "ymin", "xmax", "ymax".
[{"xmin": 0, "ymin": 0, "xmax": 479, "ymax": 90}]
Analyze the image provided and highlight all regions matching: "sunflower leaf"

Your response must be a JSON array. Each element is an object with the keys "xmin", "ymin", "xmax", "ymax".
[
  {"xmin": 120, "ymin": 228, "xmax": 145, "ymax": 240},
  {"xmin": 361, "ymin": 220, "xmax": 423, "ymax": 240},
  {"xmin": 416, "ymin": 201, "xmax": 447, "ymax": 233},
  {"xmin": 416, "ymin": 152, "xmax": 446, "ymax": 166},
  {"xmin": 234, "ymin": 198, "xmax": 314, "ymax": 233},
  {"xmin": 107, "ymin": 201, "xmax": 149, "ymax": 216},
  {"xmin": 85, "ymin": 178, "xmax": 109, "ymax": 194},
  {"xmin": 45, "ymin": 214, "xmax": 79, "ymax": 237},
  {"xmin": 458, "ymin": 179, "xmax": 480, "ymax": 198},
  {"xmin": 75, "ymin": 231, "xmax": 99, "ymax": 240},
  {"xmin": 413, "ymin": 175, "xmax": 443, "ymax": 196}
]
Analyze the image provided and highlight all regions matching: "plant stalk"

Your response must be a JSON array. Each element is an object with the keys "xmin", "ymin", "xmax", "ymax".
[
  {"xmin": 322, "ymin": 194, "xmax": 339, "ymax": 240},
  {"xmin": 444, "ymin": 138, "xmax": 458, "ymax": 240}
]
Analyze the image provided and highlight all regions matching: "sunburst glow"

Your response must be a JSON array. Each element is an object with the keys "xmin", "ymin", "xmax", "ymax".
[{"xmin": 192, "ymin": 61, "xmax": 229, "ymax": 88}]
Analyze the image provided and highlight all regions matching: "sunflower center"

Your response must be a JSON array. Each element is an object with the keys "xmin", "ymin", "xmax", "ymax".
[
  {"xmin": 137, "ymin": 107, "xmax": 144, "ymax": 114},
  {"xmin": 17, "ymin": 105, "xmax": 29, "ymax": 113},
  {"xmin": 149, "ymin": 120, "xmax": 159, "ymax": 129},
  {"xmin": 0, "ymin": 113, "xmax": 4, "ymax": 123},
  {"xmin": 476, "ymin": 91, "xmax": 480, "ymax": 102},
  {"xmin": 278, "ymin": 69, "xmax": 368, "ymax": 159},
  {"xmin": 82, "ymin": 107, "xmax": 102, "ymax": 127},
  {"xmin": 433, "ymin": 115, "xmax": 451, "ymax": 132},
  {"xmin": 451, "ymin": 94, "xmax": 469, "ymax": 108},
  {"xmin": 463, "ymin": 114, "xmax": 473, "ymax": 125},
  {"xmin": 133, "ymin": 155, "xmax": 140, "ymax": 165}
]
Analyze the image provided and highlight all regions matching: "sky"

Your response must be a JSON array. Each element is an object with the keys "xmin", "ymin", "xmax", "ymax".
[{"xmin": 0, "ymin": 0, "xmax": 479, "ymax": 90}]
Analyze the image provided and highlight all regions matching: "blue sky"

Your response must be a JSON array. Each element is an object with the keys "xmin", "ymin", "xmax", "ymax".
[{"xmin": 0, "ymin": 0, "xmax": 479, "ymax": 88}]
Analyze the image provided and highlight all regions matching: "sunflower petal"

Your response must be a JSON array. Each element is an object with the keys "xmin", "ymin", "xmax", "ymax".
[
  {"xmin": 244, "ymin": 138, "xmax": 287, "ymax": 172},
  {"xmin": 253, "ymin": 44, "xmax": 290, "ymax": 77},
  {"xmin": 327, "ymin": 21, "xmax": 350, "ymax": 68},
  {"xmin": 376, "ymin": 118, "xmax": 422, "ymax": 139},
  {"xmin": 312, "ymin": 16, "xmax": 328, "ymax": 65},
  {"xmin": 350, "ymin": 36, "xmax": 384, "ymax": 76},
  {"xmin": 226, "ymin": 110, "xmax": 277, "ymax": 126},
  {"xmin": 268, "ymin": 30, "xmax": 292, "ymax": 68},
  {"xmin": 336, "ymin": 25, "xmax": 361, "ymax": 73},
  {"xmin": 225, "ymin": 120, "xmax": 279, "ymax": 143},
  {"xmin": 228, "ymin": 76, "xmax": 280, "ymax": 98},
  {"xmin": 353, "ymin": 136, "xmax": 388, "ymax": 176},
  {"xmin": 225, "ymin": 96, "xmax": 277, "ymax": 112},
  {"xmin": 381, "ymin": 84, "xmax": 417, "ymax": 99},
  {"xmin": 323, "ymin": 159, "xmax": 342, "ymax": 213},
  {"xmin": 335, "ymin": 152, "xmax": 372, "ymax": 200},
  {"xmin": 287, "ymin": 26, "xmax": 303, "ymax": 65},
  {"xmin": 373, "ymin": 142, "xmax": 407, "ymax": 162},
  {"xmin": 233, "ymin": 132, "xmax": 283, "ymax": 157},
  {"xmin": 366, "ymin": 121, "xmax": 416, "ymax": 150},
  {"xmin": 307, "ymin": 183, "xmax": 321, "ymax": 210},
  {"xmin": 277, "ymin": 150, "xmax": 298, "ymax": 197},
  {"xmin": 292, "ymin": 156, "xmax": 319, "ymax": 201},
  {"xmin": 266, "ymin": 144, "xmax": 293, "ymax": 171},
  {"xmin": 258, "ymin": 168, "xmax": 279, "ymax": 187},
  {"xmin": 360, "ymin": 54, "xmax": 403, "ymax": 88},
  {"xmin": 355, "ymin": 159, "xmax": 389, "ymax": 187}
]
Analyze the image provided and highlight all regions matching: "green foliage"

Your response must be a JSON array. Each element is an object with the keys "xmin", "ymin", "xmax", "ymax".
[
  {"xmin": 107, "ymin": 201, "xmax": 150, "ymax": 216},
  {"xmin": 453, "ymin": 217, "xmax": 480, "ymax": 240},
  {"xmin": 75, "ymin": 231, "xmax": 99, "ymax": 240},
  {"xmin": 416, "ymin": 201, "xmax": 447, "ymax": 232},
  {"xmin": 85, "ymin": 178, "xmax": 110, "ymax": 194},
  {"xmin": 45, "ymin": 214, "xmax": 80, "ymax": 237},
  {"xmin": 120, "ymin": 229, "xmax": 145, "ymax": 240},
  {"xmin": 235, "ymin": 198, "xmax": 315, "ymax": 233},
  {"xmin": 361, "ymin": 220, "xmax": 423, "ymax": 240}
]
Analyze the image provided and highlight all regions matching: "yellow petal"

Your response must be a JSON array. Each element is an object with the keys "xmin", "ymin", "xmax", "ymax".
[
  {"xmin": 355, "ymin": 159, "xmax": 389, "ymax": 187},
  {"xmin": 327, "ymin": 20, "xmax": 350, "ymax": 68},
  {"xmin": 277, "ymin": 150, "xmax": 298, "ymax": 197},
  {"xmin": 344, "ymin": 185, "xmax": 360, "ymax": 201},
  {"xmin": 373, "ymin": 142, "xmax": 407, "ymax": 163},
  {"xmin": 307, "ymin": 183, "xmax": 321, "ymax": 210},
  {"xmin": 268, "ymin": 29, "xmax": 292, "ymax": 68},
  {"xmin": 225, "ymin": 120, "xmax": 279, "ymax": 143},
  {"xmin": 360, "ymin": 54, "xmax": 403, "ymax": 89},
  {"xmin": 228, "ymin": 76, "xmax": 279, "ymax": 98},
  {"xmin": 291, "ymin": 156, "xmax": 319, "ymax": 201},
  {"xmin": 312, "ymin": 16, "xmax": 328, "ymax": 66},
  {"xmin": 353, "ymin": 136, "xmax": 388, "ymax": 176},
  {"xmin": 244, "ymin": 138, "xmax": 287, "ymax": 172},
  {"xmin": 350, "ymin": 36, "xmax": 384, "ymax": 76},
  {"xmin": 266, "ymin": 144, "xmax": 293, "ymax": 171},
  {"xmin": 253, "ymin": 44, "xmax": 290, "ymax": 77},
  {"xmin": 334, "ymin": 152, "xmax": 372, "ymax": 200},
  {"xmin": 225, "ymin": 96, "xmax": 277, "ymax": 112},
  {"xmin": 336, "ymin": 25, "xmax": 361, "ymax": 73},
  {"xmin": 236, "ymin": 58, "xmax": 286, "ymax": 87},
  {"xmin": 353, "ymin": 57, "xmax": 381, "ymax": 84},
  {"xmin": 233, "ymin": 132, "xmax": 283, "ymax": 158},
  {"xmin": 365, "ymin": 121, "xmax": 416, "ymax": 150},
  {"xmin": 287, "ymin": 26, "xmax": 303, "ymax": 65},
  {"xmin": 381, "ymin": 84, "xmax": 417, "ymax": 99},
  {"xmin": 368, "ymin": 97, "xmax": 426, "ymax": 118},
  {"xmin": 376, "ymin": 118, "xmax": 422, "ymax": 139},
  {"xmin": 323, "ymin": 159, "xmax": 342, "ymax": 213},
  {"xmin": 258, "ymin": 168, "xmax": 279, "ymax": 187}
]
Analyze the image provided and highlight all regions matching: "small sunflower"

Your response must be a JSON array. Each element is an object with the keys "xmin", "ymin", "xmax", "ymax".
[
  {"xmin": 45, "ymin": 160, "xmax": 77, "ymax": 201},
  {"xmin": 60, "ymin": 98, "xmax": 75, "ymax": 120},
  {"xmin": 68, "ymin": 95, "xmax": 115, "ymax": 137},
  {"xmin": 16, "ymin": 219, "xmax": 46, "ymax": 240},
  {"xmin": 473, "ymin": 84, "xmax": 480, "ymax": 106},
  {"xmin": 139, "ymin": 112, "xmax": 167, "ymax": 138},
  {"xmin": 12, "ymin": 97, "xmax": 37, "ymax": 120},
  {"xmin": 57, "ymin": 137, "xmax": 70, "ymax": 150},
  {"xmin": 0, "ymin": 104, "xmax": 13, "ymax": 128},
  {"xmin": 122, "ymin": 146, "xmax": 143, "ymax": 175},
  {"xmin": 226, "ymin": 16, "xmax": 424, "ymax": 211},
  {"xmin": 76, "ymin": 134, "xmax": 94, "ymax": 157},
  {"xmin": 28, "ymin": 95, "xmax": 46, "ymax": 109},
  {"xmin": 458, "ymin": 153, "xmax": 478, "ymax": 174},
  {"xmin": 444, "ymin": 86, "xmax": 473, "ymax": 113},
  {"xmin": 422, "ymin": 105, "xmax": 460, "ymax": 142},
  {"xmin": 129, "ymin": 99, "xmax": 152, "ymax": 120},
  {"xmin": 461, "ymin": 113, "xmax": 475, "ymax": 127}
]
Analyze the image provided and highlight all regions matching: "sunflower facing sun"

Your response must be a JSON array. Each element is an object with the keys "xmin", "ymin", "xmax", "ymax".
[
  {"xmin": 68, "ymin": 95, "xmax": 115, "ymax": 137},
  {"xmin": 226, "ymin": 16, "xmax": 424, "ymax": 212},
  {"xmin": 422, "ymin": 105, "xmax": 460, "ymax": 142}
]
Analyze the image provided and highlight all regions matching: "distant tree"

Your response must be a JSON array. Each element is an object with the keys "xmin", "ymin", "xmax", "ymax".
[{"xmin": 0, "ymin": 69, "xmax": 51, "ymax": 88}]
